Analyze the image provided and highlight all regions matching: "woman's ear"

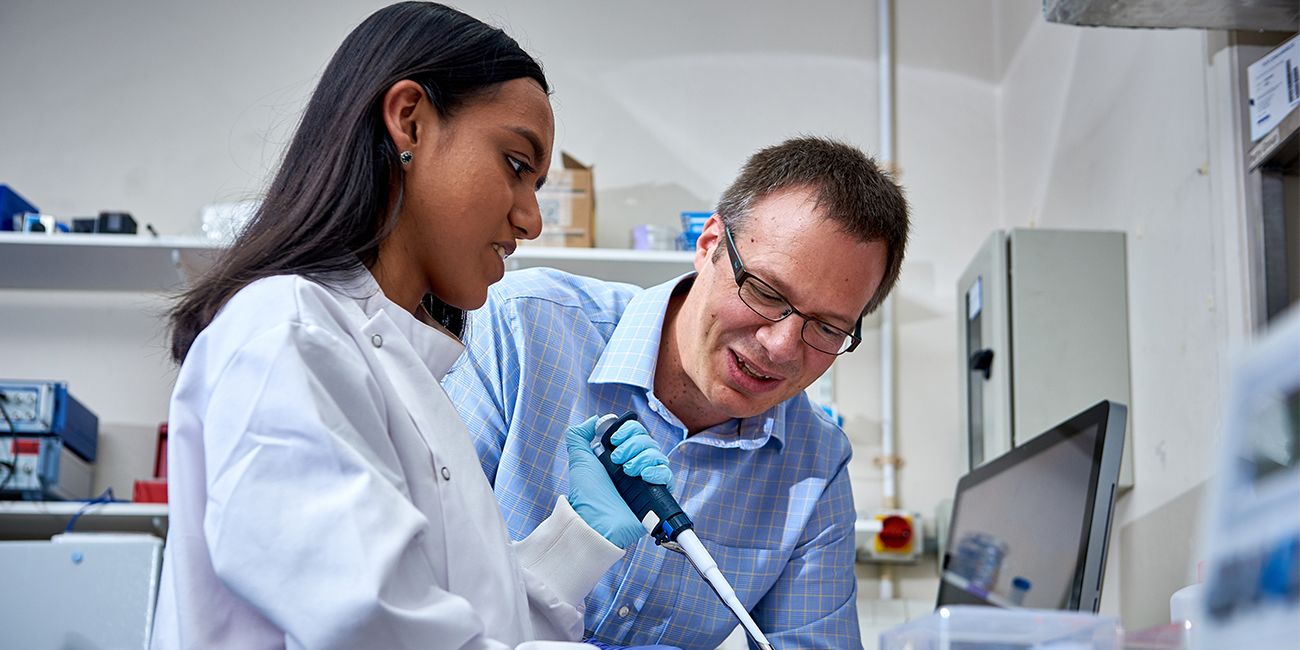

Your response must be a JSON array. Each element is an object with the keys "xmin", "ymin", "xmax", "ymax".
[{"xmin": 382, "ymin": 80, "xmax": 431, "ymax": 155}]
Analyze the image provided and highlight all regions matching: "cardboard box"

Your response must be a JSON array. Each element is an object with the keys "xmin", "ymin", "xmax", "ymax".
[{"xmin": 528, "ymin": 152, "xmax": 594, "ymax": 247}]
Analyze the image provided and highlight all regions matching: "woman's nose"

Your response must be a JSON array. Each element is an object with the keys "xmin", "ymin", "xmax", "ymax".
[{"xmin": 511, "ymin": 192, "xmax": 542, "ymax": 241}]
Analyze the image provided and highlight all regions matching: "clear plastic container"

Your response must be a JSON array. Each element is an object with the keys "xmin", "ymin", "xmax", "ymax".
[
  {"xmin": 948, "ymin": 532, "xmax": 1009, "ymax": 593},
  {"xmin": 630, "ymin": 224, "xmax": 679, "ymax": 251},
  {"xmin": 880, "ymin": 606, "xmax": 1122, "ymax": 650}
]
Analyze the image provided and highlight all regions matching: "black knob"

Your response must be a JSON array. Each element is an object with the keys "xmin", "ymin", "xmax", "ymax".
[{"xmin": 970, "ymin": 349, "xmax": 995, "ymax": 380}]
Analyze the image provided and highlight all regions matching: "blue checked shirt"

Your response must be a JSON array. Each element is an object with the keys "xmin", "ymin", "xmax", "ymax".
[{"xmin": 444, "ymin": 268, "xmax": 862, "ymax": 650}]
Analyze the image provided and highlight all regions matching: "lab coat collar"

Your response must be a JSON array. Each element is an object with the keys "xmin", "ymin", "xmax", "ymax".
[{"xmin": 349, "ymin": 268, "xmax": 465, "ymax": 381}]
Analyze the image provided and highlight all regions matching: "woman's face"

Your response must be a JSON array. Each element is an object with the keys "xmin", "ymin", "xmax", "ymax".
[{"xmin": 379, "ymin": 77, "xmax": 553, "ymax": 312}]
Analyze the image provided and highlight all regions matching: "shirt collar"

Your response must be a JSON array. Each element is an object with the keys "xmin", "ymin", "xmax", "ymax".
[
  {"xmin": 350, "ymin": 268, "xmax": 466, "ymax": 380},
  {"xmin": 588, "ymin": 272, "xmax": 692, "ymax": 390},
  {"xmin": 589, "ymin": 272, "xmax": 786, "ymax": 449},
  {"xmin": 686, "ymin": 406, "xmax": 787, "ymax": 450}
]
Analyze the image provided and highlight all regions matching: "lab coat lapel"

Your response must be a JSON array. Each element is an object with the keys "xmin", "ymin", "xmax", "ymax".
[
  {"xmin": 357, "ymin": 309, "xmax": 529, "ymax": 631},
  {"xmin": 357, "ymin": 311, "xmax": 450, "ymax": 460}
]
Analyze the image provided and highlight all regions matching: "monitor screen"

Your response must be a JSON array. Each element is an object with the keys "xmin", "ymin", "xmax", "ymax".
[{"xmin": 937, "ymin": 400, "xmax": 1126, "ymax": 612}]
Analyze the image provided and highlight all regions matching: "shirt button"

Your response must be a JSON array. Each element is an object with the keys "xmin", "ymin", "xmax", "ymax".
[
  {"xmin": 441, "ymin": 467, "xmax": 451, "ymax": 480},
  {"xmin": 371, "ymin": 334, "xmax": 383, "ymax": 348},
  {"xmin": 617, "ymin": 605, "xmax": 631, "ymax": 618}
]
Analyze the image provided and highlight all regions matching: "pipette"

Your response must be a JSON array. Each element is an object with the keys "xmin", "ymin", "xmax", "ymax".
[{"xmin": 594, "ymin": 412, "xmax": 775, "ymax": 650}]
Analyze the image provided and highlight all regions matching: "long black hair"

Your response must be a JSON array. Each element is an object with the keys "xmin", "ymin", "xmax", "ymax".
[{"xmin": 169, "ymin": 2, "xmax": 548, "ymax": 363}]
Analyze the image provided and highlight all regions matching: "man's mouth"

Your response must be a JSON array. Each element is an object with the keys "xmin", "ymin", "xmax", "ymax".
[{"xmin": 734, "ymin": 351, "xmax": 776, "ymax": 381}]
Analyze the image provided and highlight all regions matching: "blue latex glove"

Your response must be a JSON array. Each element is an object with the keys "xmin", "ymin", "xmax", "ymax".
[{"xmin": 565, "ymin": 416, "xmax": 673, "ymax": 549}]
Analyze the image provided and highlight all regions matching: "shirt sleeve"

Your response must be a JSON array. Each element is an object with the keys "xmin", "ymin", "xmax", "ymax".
[
  {"xmin": 445, "ymin": 298, "xmax": 627, "ymax": 639},
  {"xmin": 198, "ymin": 320, "xmax": 523, "ymax": 650},
  {"xmin": 747, "ymin": 461, "xmax": 864, "ymax": 650}
]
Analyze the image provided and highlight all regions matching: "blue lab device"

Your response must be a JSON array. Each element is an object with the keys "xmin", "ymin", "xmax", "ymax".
[
  {"xmin": 0, "ymin": 437, "xmax": 94, "ymax": 500},
  {"xmin": 0, "ymin": 185, "xmax": 38, "ymax": 231},
  {"xmin": 0, "ymin": 380, "xmax": 99, "ymax": 462}
]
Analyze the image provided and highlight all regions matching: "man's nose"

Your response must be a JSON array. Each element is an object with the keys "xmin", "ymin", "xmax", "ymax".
[{"xmin": 756, "ymin": 315, "xmax": 804, "ymax": 365}]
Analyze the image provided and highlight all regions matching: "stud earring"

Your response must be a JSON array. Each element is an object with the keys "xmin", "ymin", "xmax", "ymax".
[{"xmin": 399, "ymin": 150, "xmax": 413, "ymax": 165}]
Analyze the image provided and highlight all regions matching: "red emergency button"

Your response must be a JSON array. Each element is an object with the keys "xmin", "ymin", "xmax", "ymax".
[{"xmin": 879, "ymin": 515, "xmax": 913, "ymax": 549}]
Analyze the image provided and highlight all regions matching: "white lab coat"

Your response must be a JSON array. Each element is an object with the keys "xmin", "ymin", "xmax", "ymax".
[{"xmin": 151, "ymin": 272, "xmax": 621, "ymax": 650}]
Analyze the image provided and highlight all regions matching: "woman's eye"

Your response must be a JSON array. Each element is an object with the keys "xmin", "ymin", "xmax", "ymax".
[{"xmin": 506, "ymin": 156, "xmax": 531, "ymax": 179}]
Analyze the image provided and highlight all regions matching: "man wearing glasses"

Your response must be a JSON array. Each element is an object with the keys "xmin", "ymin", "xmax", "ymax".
[{"xmin": 444, "ymin": 137, "xmax": 909, "ymax": 650}]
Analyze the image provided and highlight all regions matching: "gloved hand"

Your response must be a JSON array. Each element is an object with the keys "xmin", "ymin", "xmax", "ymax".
[{"xmin": 565, "ymin": 416, "xmax": 673, "ymax": 549}]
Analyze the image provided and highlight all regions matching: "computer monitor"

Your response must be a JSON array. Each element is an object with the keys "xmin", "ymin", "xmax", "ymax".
[{"xmin": 937, "ymin": 400, "xmax": 1127, "ymax": 613}]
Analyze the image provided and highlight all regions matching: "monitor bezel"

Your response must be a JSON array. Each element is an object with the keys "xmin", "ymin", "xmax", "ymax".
[{"xmin": 937, "ymin": 399, "xmax": 1128, "ymax": 613}]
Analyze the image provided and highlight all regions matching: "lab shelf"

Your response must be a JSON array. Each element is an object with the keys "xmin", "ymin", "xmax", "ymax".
[
  {"xmin": 0, "ymin": 232, "xmax": 694, "ymax": 291},
  {"xmin": 0, "ymin": 232, "xmax": 222, "ymax": 292},
  {"xmin": 510, "ymin": 246, "xmax": 694, "ymax": 287},
  {"xmin": 0, "ymin": 500, "xmax": 168, "ymax": 540}
]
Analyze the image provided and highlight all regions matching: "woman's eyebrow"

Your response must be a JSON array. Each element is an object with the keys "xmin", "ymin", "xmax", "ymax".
[
  {"xmin": 505, "ymin": 126, "xmax": 545, "ymax": 164},
  {"xmin": 504, "ymin": 125, "xmax": 547, "ymax": 190}
]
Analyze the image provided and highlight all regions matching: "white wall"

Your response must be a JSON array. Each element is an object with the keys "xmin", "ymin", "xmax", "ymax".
[
  {"xmin": 993, "ymin": 0, "xmax": 1268, "ymax": 629},
  {"xmin": 998, "ymin": 7, "xmax": 1225, "ymax": 521},
  {"xmin": 0, "ymin": 0, "xmax": 897, "ymax": 240},
  {"xmin": 841, "ymin": 0, "xmax": 1002, "ymax": 603}
]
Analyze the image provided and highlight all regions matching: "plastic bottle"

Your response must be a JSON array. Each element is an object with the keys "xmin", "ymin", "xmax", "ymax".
[
  {"xmin": 1009, "ymin": 577, "xmax": 1032, "ymax": 606},
  {"xmin": 1170, "ymin": 562, "xmax": 1205, "ymax": 650}
]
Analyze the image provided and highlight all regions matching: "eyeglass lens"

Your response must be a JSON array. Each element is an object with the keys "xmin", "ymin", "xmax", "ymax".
[{"xmin": 737, "ymin": 277, "xmax": 851, "ymax": 354}]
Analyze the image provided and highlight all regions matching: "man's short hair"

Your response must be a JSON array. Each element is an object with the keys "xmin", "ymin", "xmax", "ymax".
[{"xmin": 715, "ymin": 136, "xmax": 910, "ymax": 316}]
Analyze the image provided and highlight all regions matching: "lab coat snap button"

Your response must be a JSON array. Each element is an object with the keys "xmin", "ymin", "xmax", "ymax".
[
  {"xmin": 441, "ymin": 467, "xmax": 451, "ymax": 480},
  {"xmin": 617, "ymin": 605, "xmax": 631, "ymax": 618},
  {"xmin": 371, "ymin": 334, "xmax": 383, "ymax": 348}
]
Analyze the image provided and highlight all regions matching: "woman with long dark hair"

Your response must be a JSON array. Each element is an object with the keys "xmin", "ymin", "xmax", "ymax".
[{"xmin": 152, "ymin": 4, "xmax": 671, "ymax": 648}]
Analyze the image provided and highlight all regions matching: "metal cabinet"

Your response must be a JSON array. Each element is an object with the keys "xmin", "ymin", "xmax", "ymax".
[{"xmin": 958, "ymin": 228, "xmax": 1134, "ymax": 488}]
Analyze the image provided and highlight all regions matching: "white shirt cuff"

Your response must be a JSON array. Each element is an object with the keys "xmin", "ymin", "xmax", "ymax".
[{"xmin": 514, "ymin": 495, "xmax": 625, "ymax": 606}]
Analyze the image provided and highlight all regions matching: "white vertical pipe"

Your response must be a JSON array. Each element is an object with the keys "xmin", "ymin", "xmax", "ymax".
[{"xmin": 877, "ymin": 0, "xmax": 898, "ymax": 602}]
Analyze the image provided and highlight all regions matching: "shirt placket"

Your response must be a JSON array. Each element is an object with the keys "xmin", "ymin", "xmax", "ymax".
[{"xmin": 594, "ymin": 392, "xmax": 690, "ymax": 643}]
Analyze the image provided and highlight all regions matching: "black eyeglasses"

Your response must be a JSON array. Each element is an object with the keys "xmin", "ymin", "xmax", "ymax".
[{"xmin": 723, "ymin": 225, "xmax": 862, "ymax": 355}]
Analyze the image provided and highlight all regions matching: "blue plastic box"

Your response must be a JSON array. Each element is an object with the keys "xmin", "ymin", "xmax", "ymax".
[
  {"xmin": 0, "ymin": 185, "xmax": 38, "ymax": 231},
  {"xmin": 679, "ymin": 211, "xmax": 712, "ymax": 251}
]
